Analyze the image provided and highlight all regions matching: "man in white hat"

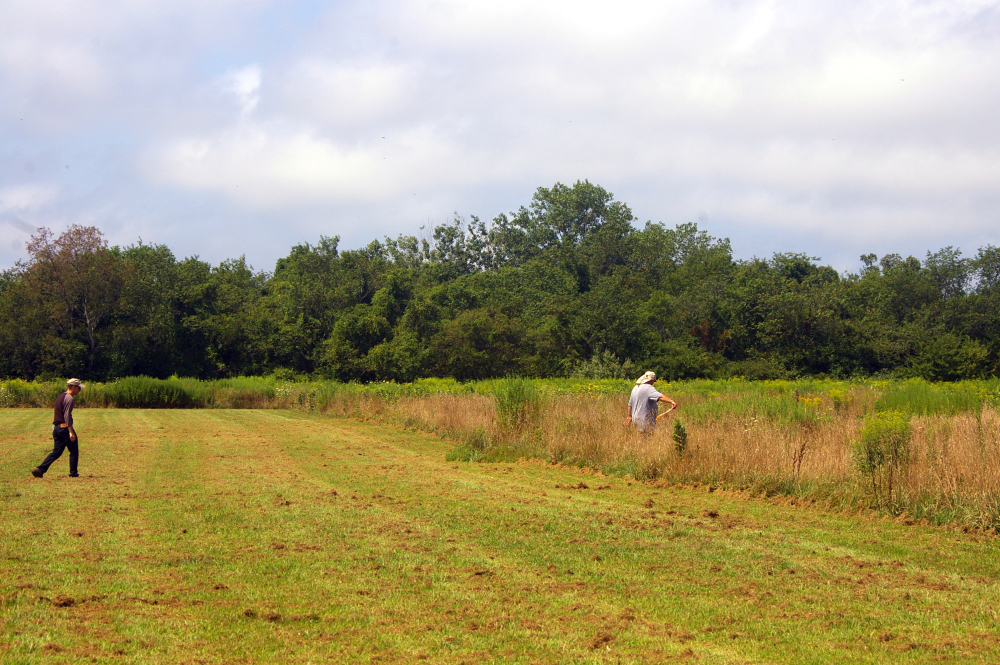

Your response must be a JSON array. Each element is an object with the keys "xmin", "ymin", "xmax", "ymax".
[
  {"xmin": 32, "ymin": 378, "xmax": 84, "ymax": 478},
  {"xmin": 626, "ymin": 371, "xmax": 676, "ymax": 432}
]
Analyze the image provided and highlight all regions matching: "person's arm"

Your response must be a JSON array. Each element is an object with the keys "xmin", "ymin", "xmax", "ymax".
[
  {"xmin": 65, "ymin": 396, "xmax": 76, "ymax": 441},
  {"xmin": 657, "ymin": 394, "xmax": 677, "ymax": 410}
]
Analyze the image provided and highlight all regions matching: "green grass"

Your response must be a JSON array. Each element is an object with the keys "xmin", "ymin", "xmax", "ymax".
[
  {"xmin": 2, "ymin": 375, "xmax": 998, "ymax": 414},
  {"xmin": 2, "ymin": 410, "xmax": 1000, "ymax": 663},
  {"xmin": 873, "ymin": 378, "xmax": 996, "ymax": 416},
  {"xmin": 0, "ymin": 376, "xmax": 634, "ymax": 409}
]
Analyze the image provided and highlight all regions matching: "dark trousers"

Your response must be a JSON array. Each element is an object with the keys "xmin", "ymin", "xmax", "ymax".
[{"xmin": 38, "ymin": 426, "xmax": 79, "ymax": 476}]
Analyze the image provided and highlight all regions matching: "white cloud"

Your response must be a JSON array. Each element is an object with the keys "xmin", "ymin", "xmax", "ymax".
[
  {"xmin": 0, "ymin": 184, "xmax": 59, "ymax": 213},
  {"xmin": 144, "ymin": 121, "xmax": 493, "ymax": 208},
  {"xmin": 278, "ymin": 60, "xmax": 413, "ymax": 126},
  {"xmin": 3, "ymin": 0, "xmax": 1000, "ymax": 270},
  {"xmin": 0, "ymin": 185, "xmax": 56, "ymax": 260},
  {"xmin": 225, "ymin": 65, "xmax": 262, "ymax": 115}
]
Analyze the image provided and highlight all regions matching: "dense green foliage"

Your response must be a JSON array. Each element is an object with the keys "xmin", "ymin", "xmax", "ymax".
[{"xmin": 3, "ymin": 180, "xmax": 999, "ymax": 382}]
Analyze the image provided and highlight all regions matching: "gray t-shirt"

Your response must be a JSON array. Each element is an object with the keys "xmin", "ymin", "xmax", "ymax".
[
  {"xmin": 53, "ymin": 391, "xmax": 74, "ymax": 427},
  {"xmin": 628, "ymin": 383, "xmax": 662, "ymax": 431}
]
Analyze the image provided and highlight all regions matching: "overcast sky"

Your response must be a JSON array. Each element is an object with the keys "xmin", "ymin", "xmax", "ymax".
[{"xmin": 2, "ymin": 0, "xmax": 998, "ymax": 273}]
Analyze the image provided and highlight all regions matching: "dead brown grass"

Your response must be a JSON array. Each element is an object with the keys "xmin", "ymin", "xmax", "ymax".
[{"xmin": 329, "ymin": 390, "xmax": 1000, "ymax": 527}]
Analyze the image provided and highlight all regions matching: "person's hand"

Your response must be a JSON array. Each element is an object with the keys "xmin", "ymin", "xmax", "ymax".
[
  {"xmin": 624, "ymin": 416, "xmax": 632, "ymax": 427},
  {"xmin": 69, "ymin": 431, "xmax": 77, "ymax": 442}
]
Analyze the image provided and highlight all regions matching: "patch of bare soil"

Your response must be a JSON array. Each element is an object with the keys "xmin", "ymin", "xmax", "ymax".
[
  {"xmin": 662, "ymin": 625, "xmax": 696, "ymax": 642},
  {"xmin": 289, "ymin": 613, "xmax": 320, "ymax": 622},
  {"xmin": 588, "ymin": 630, "xmax": 615, "ymax": 649}
]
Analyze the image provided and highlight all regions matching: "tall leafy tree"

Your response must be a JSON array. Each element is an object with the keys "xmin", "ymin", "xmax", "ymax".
[
  {"xmin": 18, "ymin": 226, "xmax": 124, "ymax": 376},
  {"xmin": 1, "ymin": 184, "xmax": 998, "ymax": 382}
]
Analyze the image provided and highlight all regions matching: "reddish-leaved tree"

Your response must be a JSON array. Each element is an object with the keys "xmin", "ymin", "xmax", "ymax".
[{"xmin": 20, "ymin": 225, "xmax": 123, "ymax": 374}]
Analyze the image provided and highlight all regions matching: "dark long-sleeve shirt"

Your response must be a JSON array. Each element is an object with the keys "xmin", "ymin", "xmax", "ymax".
[{"xmin": 53, "ymin": 392, "xmax": 74, "ymax": 427}]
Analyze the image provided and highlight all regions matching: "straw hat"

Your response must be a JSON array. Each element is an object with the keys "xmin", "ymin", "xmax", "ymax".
[{"xmin": 635, "ymin": 371, "xmax": 656, "ymax": 385}]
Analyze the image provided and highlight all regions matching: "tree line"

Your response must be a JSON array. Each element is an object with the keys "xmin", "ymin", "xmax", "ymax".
[{"xmin": 2, "ymin": 181, "xmax": 998, "ymax": 383}]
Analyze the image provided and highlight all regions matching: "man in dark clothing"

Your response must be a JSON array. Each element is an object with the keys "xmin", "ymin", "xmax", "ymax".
[{"xmin": 32, "ymin": 378, "xmax": 84, "ymax": 478}]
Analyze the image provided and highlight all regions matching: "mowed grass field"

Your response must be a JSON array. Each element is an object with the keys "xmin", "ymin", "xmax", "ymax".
[{"xmin": 1, "ymin": 411, "xmax": 999, "ymax": 664}]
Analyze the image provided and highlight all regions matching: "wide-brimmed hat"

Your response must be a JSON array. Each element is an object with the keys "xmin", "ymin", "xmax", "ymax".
[
  {"xmin": 66, "ymin": 378, "xmax": 85, "ymax": 388},
  {"xmin": 635, "ymin": 371, "xmax": 656, "ymax": 385}
]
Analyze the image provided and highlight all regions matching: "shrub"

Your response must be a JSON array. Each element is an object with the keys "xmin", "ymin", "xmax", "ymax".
[
  {"xmin": 0, "ymin": 379, "xmax": 62, "ymax": 407},
  {"xmin": 568, "ymin": 350, "xmax": 638, "ymax": 380},
  {"xmin": 672, "ymin": 420, "xmax": 688, "ymax": 456},
  {"xmin": 493, "ymin": 376, "xmax": 540, "ymax": 438},
  {"xmin": 101, "ymin": 376, "xmax": 194, "ymax": 408},
  {"xmin": 467, "ymin": 427, "xmax": 489, "ymax": 452},
  {"xmin": 853, "ymin": 411, "xmax": 912, "ymax": 504},
  {"xmin": 445, "ymin": 444, "xmax": 476, "ymax": 463},
  {"xmin": 909, "ymin": 333, "xmax": 989, "ymax": 382},
  {"xmin": 0, "ymin": 383, "xmax": 13, "ymax": 408},
  {"xmin": 828, "ymin": 388, "xmax": 848, "ymax": 412}
]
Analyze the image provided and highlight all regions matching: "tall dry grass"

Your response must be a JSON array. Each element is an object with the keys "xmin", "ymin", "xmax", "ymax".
[
  {"xmin": 334, "ymin": 393, "xmax": 497, "ymax": 440},
  {"xmin": 337, "ymin": 386, "xmax": 1000, "ymax": 530}
]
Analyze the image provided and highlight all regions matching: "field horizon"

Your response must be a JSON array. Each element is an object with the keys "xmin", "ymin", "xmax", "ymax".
[{"xmin": 2, "ymin": 409, "xmax": 999, "ymax": 663}]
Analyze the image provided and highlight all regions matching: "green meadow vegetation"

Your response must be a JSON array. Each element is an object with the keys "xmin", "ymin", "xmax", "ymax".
[{"xmin": 3, "ymin": 409, "xmax": 1000, "ymax": 664}]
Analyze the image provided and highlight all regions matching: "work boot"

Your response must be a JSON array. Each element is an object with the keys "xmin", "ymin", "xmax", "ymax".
[
  {"xmin": 69, "ymin": 474, "xmax": 80, "ymax": 478},
  {"xmin": 31, "ymin": 468, "xmax": 43, "ymax": 478}
]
